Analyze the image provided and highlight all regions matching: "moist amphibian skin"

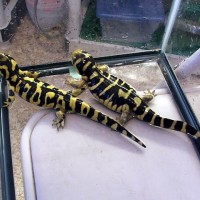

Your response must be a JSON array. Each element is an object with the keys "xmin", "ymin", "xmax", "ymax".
[
  {"xmin": 0, "ymin": 53, "xmax": 146, "ymax": 148},
  {"xmin": 70, "ymin": 49, "xmax": 200, "ymax": 140}
]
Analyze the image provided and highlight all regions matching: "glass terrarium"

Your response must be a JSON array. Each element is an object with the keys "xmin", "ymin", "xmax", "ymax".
[{"xmin": 0, "ymin": 0, "xmax": 200, "ymax": 199}]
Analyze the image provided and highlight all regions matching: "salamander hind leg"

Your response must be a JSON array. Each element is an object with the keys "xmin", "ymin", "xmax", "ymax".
[
  {"xmin": 67, "ymin": 78, "xmax": 86, "ymax": 89},
  {"xmin": 117, "ymin": 111, "xmax": 134, "ymax": 125},
  {"xmin": 116, "ymin": 104, "xmax": 134, "ymax": 125},
  {"xmin": 71, "ymin": 88, "xmax": 86, "ymax": 97},
  {"xmin": 141, "ymin": 90, "xmax": 156, "ymax": 104},
  {"xmin": 53, "ymin": 110, "xmax": 66, "ymax": 130}
]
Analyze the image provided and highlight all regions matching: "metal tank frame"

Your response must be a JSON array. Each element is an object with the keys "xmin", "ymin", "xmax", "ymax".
[{"xmin": 0, "ymin": 0, "xmax": 200, "ymax": 199}]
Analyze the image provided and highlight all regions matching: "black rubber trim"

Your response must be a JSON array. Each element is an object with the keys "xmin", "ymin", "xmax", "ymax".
[
  {"xmin": 158, "ymin": 53, "xmax": 200, "ymax": 156},
  {"xmin": 0, "ymin": 79, "xmax": 16, "ymax": 200}
]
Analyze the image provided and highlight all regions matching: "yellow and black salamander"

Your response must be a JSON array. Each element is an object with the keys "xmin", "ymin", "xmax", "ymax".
[
  {"xmin": 70, "ymin": 49, "xmax": 200, "ymax": 140},
  {"xmin": 0, "ymin": 53, "xmax": 146, "ymax": 148}
]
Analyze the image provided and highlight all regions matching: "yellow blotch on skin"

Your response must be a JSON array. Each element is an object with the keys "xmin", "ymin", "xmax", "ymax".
[
  {"xmin": 81, "ymin": 102, "xmax": 90, "ymax": 116},
  {"xmin": 71, "ymin": 49, "xmax": 82, "ymax": 58},
  {"xmin": 133, "ymin": 97, "xmax": 142, "ymax": 111},
  {"xmin": 131, "ymin": 136, "xmax": 137, "ymax": 141},
  {"xmin": 89, "ymin": 71, "xmax": 99, "ymax": 79},
  {"xmin": 28, "ymin": 84, "xmax": 42, "ymax": 104},
  {"xmin": 91, "ymin": 111, "xmax": 99, "ymax": 122},
  {"xmin": 74, "ymin": 58, "xmax": 82, "ymax": 67},
  {"xmin": 89, "ymin": 78, "xmax": 104, "ymax": 90},
  {"xmin": 107, "ymin": 101, "xmax": 113, "ymax": 109},
  {"xmin": 118, "ymin": 88, "xmax": 132, "ymax": 99},
  {"xmin": 180, "ymin": 122, "xmax": 187, "ymax": 133},
  {"xmin": 11, "ymin": 74, "xmax": 18, "ymax": 82},
  {"xmin": 160, "ymin": 118, "xmax": 165, "ymax": 128},
  {"xmin": 116, "ymin": 105, "xmax": 123, "ymax": 113},
  {"xmin": 11, "ymin": 59, "xmax": 17, "ymax": 71},
  {"xmin": 21, "ymin": 84, "xmax": 32, "ymax": 100},
  {"xmin": 46, "ymin": 85, "xmax": 56, "ymax": 90},
  {"xmin": 137, "ymin": 107, "xmax": 150, "ymax": 120},
  {"xmin": 103, "ymin": 94, "xmax": 114, "ymax": 106},
  {"xmin": 170, "ymin": 120, "xmax": 177, "ymax": 129},
  {"xmin": 149, "ymin": 114, "xmax": 157, "ymax": 124},
  {"xmin": 112, "ymin": 104, "xmax": 117, "ymax": 111},
  {"xmin": 111, "ymin": 123, "xmax": 118, "ymax": 131},
  {"xmin": 83, "ymin": 61, "xmax": 92, "ymax": 72},
  {"xmin": 122, "ymin": 104, "xmax": 130, "ymax": 112},
  {"xmin": 83, "ymin": 52, "xmax": 92, "ymax": 58},
  {"xmin": 44, "ymin": 92, "xmax": 56, "ymax": 108},
  {"xmin": 99, "ymin": 98, "xmax": 104, "ymax": 104},
  {"xmin": 58, "ymin": 96, "xmax": 65, "ymax": 110},
  {"xmin": 82, "ymin": 75, "xmax": 88, "ymax": 81},
  {"xmin": 99, "ymin": 79, "xmax": 118, "ymax": 96},
  {"xmin": 122, "ymin": 130, "xmax": 127, "ymax": 135},
  {"xmin": 69, "ymin": 97, "xmax": 76, "ymax": 112},
  {"xmin": 102, "ymin": 117, "xmax": 108, "ymax": 125},
  {"xmin": 134, "ymin": 97, "xmax": 142, "ymax": 106},
  {"xmin": 194, "ymin": 131, "xmax": 200, "ymax": 139}
]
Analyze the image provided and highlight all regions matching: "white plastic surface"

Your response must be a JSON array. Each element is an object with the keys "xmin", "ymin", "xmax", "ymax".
[{"xmin": 21, "ymin": 93, "xmax": 200, "ymax": 200}]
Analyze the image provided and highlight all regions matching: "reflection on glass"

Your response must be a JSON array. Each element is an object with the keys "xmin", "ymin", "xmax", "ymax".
[
  {"xmin": 0, "ymin": 0, "xmax": 68, "ymax": 66},
  {"xmin": 81, "ymin": 0, "xmax": 172, "ymax": 49},
  {"xmin": 109, "ymin": 61, "xmax": 164, "ymax": 91},
  {"xmin": 167, "ymin": 0, "xmax": 200, "ymax": 56},
  {"xmin": 164, "ymin": 0, "xmax": 200, "ymax": 121}
]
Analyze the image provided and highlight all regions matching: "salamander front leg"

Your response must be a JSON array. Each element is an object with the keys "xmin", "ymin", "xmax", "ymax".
[
  {"xmin": 96, "ymin": 64, "xmax": 109, "ymax": 72},
  {"xmin": 19, "ymin": 69, "xmax": 40, "ymax": 78},
  {"xmin": 66, "ymin": 78, "xmax": 86, "ymax": 97},
  {"xmin": 3, "ymin": 84, "xmax": 15, "ymax": 107},
  {"xmin": 53, "ymin": 110, "xmax": 65, "ymax": 130}
]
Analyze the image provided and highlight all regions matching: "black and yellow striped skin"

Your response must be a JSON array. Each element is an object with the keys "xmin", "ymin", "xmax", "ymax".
[
  {"xmin": 0, "ymin": 53, "xmax": 146, "ymax": 148},
  {"xmin": 71, "ymin": 49, "xmax": 200, "ymax": 140}
]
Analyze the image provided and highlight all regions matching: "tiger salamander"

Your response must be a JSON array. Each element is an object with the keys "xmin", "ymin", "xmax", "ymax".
[
  {"xmin": 0, "ymin": 53, "xmax": 146, "ymax": 148},
  {"xmin": 70, "ymin": 49, "xmax": 200, "ymax": 140}
]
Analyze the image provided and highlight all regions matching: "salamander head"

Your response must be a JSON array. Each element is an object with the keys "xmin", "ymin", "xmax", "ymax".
[
  {"xmin": 0, "ymin": 53, "xmax": 19, "ymax": 79},
  {"xmin": 71, "ymin": 49, "xmax": 96, "ymax": 75}
]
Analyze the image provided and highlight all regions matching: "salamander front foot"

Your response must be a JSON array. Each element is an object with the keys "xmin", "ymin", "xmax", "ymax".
[{"xmin": 53, "ymin": 110, "xmax": 65, "ymax": 130}]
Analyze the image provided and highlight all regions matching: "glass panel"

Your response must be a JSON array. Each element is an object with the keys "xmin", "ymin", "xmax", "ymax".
[
  {"xmin": 108, "ymin": 61, "xmax": 164, "ymax": 91},
  {"xmin": 0, "ymin": 0, "xmax": 173, "ymax": 67},
  {"xmin": 1, "ymin": 1, "xmax": 199, "ymax": 199},
  {"xmin": 81, "ymin": 0, "xmax": 171, "ymax": 50},
  {"xmin": 0, "ymin": 0, "xmax": 68, "ymax": 66},
  {"xmin": 166, "ymin": 0, "xmax": 200, "ymax": 56},
  {"xmin": 165, "ymin": 0, "xmax": 200, "ymax": 121}
]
